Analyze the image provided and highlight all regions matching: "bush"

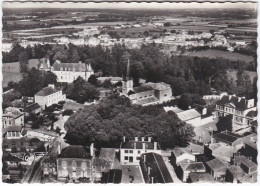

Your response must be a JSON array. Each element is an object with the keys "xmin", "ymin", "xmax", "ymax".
[
  {"xmin": 63, "ymin": 109, "xmax": 74, "ymax": 116},
  {"xmin": 58, "ymin": 101, "xmax": 66, "ymax": 105}
]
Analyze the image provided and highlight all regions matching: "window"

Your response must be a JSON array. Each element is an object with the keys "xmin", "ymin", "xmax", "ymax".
[
  {"xmin": 164, "ymin": 94, "xmax": 167, "ymax": 97},
  {"xmin": 129, "ymin": 150, "xmax": 133, "ymax": 153},
  {"xmin": 60, "ymin": 67, "xmax": 63, "ymax": 71},
  {"xmin": 138, "ymin": 150, "xmax": 141, "ymax": 154},
  {"xmin": 136, "ymin": 157, "xmax": 141, "ymax": 160},
  {"xmin": 125, "ymin": 156, "xmax": 128, "ymax": 160},
  {"xmin": 125, "ymin": 150, "xmax": 128, "ymax": 153}
]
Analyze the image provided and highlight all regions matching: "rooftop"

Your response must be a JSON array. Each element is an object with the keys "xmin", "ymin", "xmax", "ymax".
[
  {"xmin": 102, "ymin": 169, "xmax": 122, "ymax": 184},
  {"xmin": 24, "ymin": 103, "xmax": 41, "ymax": 113},
  {"xmin": 163, "ymin": 106, "xmax": 183, "ymax": 113},
  {"xmin": 6, "ymin": 125, "xmax": 22, "ymax": 132},
  {"xmin": 206, "ymin": 158, "xmax": 227, "ymax": 171},
  {"xmin": 141, "ymin": 152, "xmax": 173, "ymax": 183},
  {"xmin": 181, "ymin": 162, "xmax": 205, "ymax": 172},
  {"xmin": 121, "ymin": 141, "xmax": 160, "ymax": 150},
  {"xmin": 97, "ymin": 76, "xmax": 123, "ymax": 82},
  {"xmin": 58, "ymin": 145, "xmax": 91, "ymax": 159},
  {"xmin": 99, "ymin": 148, "xmax": 115, "ymax": 162},
  {"xmin": 176, "ymin": 109, "xmax": 201, "ymax": 121},
  {"xmin": 245, "ymin": 110, "xmax": 257, "ymax": 118},
  {"xmin": 213, "ymin": 131, "xmax": 242, "ymax": 144},
  {"xmin": 216, "ymin": 95, "xmax": 254, "ymax": 110},
  {"xmin": 189, "ymin": 172, "xmax": 215, "ymax": 183},
  {"xmin": 35, "ymin": 86, "xmax": 61, "ymax": 96},
  {"xmin": 52, "ymin": 61, "xmax": 93, "ymax": 72},
  {"xmin": 3, "ymin": 107, "xmax": 23, "ymax": 119},
  {"xmin": 134, "ymin": 97, "xmax": 159, "ymax": 105},
  {"xmin": 227, "ymin": 165, "xmax": 246, "ymax": 178}
]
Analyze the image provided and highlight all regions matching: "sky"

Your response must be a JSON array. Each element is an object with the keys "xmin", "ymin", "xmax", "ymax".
[{"xmin": 2, "ymin": 1, "xmax": 258, "ymax": 10}]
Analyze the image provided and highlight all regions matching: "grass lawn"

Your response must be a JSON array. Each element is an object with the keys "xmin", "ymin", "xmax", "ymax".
[
  {"xmin": 2, "ymin": 71, "xmax": 22, "ymax": 87},
  {"xmin": 63, "ymin": 101, "xmax": 85, "ymax": 111},
  {"xmin": 182, "ymin": 49, "xmax": 254, "ymax": 63}
]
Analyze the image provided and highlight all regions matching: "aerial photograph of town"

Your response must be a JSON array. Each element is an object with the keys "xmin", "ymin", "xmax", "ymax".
[{"xmin": 1, "ymin": 0, "xmax": 258, "ymax": 184}]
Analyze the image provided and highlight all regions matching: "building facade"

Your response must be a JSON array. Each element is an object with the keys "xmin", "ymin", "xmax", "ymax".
[
  {"xmin": 2, "ymin": 107, "xmax": 24, "ymax": 128},
  {"xmin": 215, "ymin": 95, "xmax": 256, "ymax": 131},
  {"xmin": 34, "ymin": 84, "xmax": 66, "ymax": 108},
  {"xmin": 51, "ymin": 60, "xmax": 94, "ymax": 83},
  {"xmin": 119, "ymin": 137, "xmax": 161, "ymax": 165}
]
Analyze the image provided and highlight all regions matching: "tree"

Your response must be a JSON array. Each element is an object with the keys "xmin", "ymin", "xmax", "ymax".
[
  {"xmin": 66, "ymin": 77, "xmax": 100, "ymax": 103},
  {"xmin": 19, "ymin": 51, "xmax": 29, "ymax": 73},
  {"xmin": 64, "ymin": 93, "xmax": 195, "ymax": 149},
  {"xmin": 216, "ymin": 115, "xmax": 233, "ymax": 132},
  {"xmin": 88, "ymin": 75, "xmax": 98, "ymax": 86},
  {"xmin": 178, "ymin": 94, "xmax": 206, "ymax": 110},
  {"xmin": 63, "ymin": 109, "xmax": 74, "ymax": 116}
]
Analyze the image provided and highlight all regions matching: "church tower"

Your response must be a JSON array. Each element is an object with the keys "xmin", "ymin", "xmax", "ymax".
[{"xmin": 122, "ymin": 59, "xmax": 133, "ymax": 95}]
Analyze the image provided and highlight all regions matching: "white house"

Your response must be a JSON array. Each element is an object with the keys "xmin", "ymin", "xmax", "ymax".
[
  {"xmin": 51, "ymin": 60, "xmax": 94, "ymax": 83},
  {"xmin": 34, "ymin": 84, "xmax": 66, "ymax": 108},
  {"xmin": 119, "ymin": 137, "xmax": 161, "ymax": 165}
]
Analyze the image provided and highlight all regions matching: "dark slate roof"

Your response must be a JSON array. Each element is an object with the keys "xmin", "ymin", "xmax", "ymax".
[
  {"xmin": 121, "ymin": 141, "xmax": 160, "ymax": 150},
  {"xmin": 141, "ymin": 153, "xmax": 173, "ymax": 183},
  {"xmin": 241, "ymin": 158, "xmax": 257, "ymax": 169},
  {"xmin": 184, "ymin": 162, "xmax": 205, "ymax": 172},
  {"xmin": 206, "ymin": 158, "xmax": 227, "ymax": 171},
  {"xmin": 24, "ymin": 103, "xmax": 41, "ymax": 113},
  {"xmin": 58, "ymin": 145, "xmax": 91, "ymax": 159},
  {"xmin": 102, "ymin": 169, "xmax": 122, "ymax": 184},
  {"xmin": 216, "ymin": 95, "xmax": 253, "ymax": 110},
  {"xmin": 227, "ymin": 165, "xmax": 245, "ymax": 178},
  {"xmin": 6, "ymin": 125, "xmax": 22, "ymax": 132},
  {"xmin": 35, "ymin": 86, "xmax": 61, "ymax": 96},
  {"xmin": 189, "ymin": 172, "xmax": 215, "ymax": 183},
  {"xmin": 246, "ymin": 111, "xmax": 257, "ymax": 118},
  {"xmin": 52, "ymin": 61, "xmax": 92, "ymax": 72},
  {"xmin": 133, "ymin": 84, "xmax": 154, "ymax": 93},
  {"xmin": 213, "ymin": 131, "xmax": 242, "ymax": 144}
]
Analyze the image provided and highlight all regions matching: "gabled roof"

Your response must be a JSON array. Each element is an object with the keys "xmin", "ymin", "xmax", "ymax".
[
  {"xmin": 6, "ymin": 125, "xmax": 22, "ymax": 132},
  {"xmin": 35, "ymin": 86, "xmax": 61, "ymax": 96},
  {"xmin": 227, "ymin": 165, "xmax": 245, "ymax": 178},
  {"xmin": 246, "ymin": 111, "xmax": 257, "ymax": 118},
  {"xmin": 121, "ymin": 141, "xmax": 160, "ymax": 150},
  {"xmin": 176, "ymin": 109, "xmax": 201, "ymax": 121},
  {"xmin": 24, "ymin": 103, "xmax": 41, "ymax": 113},
  {"xmin": 3, "ymin": 107, "xmax": 23, "ymax": 119},
  {"xmin": 206, "ymin": 158, "xmax": 227, "ymax": 171},
  {"xmin": 181, "ymin": 162, "xmax": 205, "ymax": 172},
  {"xmin": 141, "ymin": 152, "xmax": 173, "ymax": 183},
  {"xmin": 216, "ymin": 95, "xmax": 254, "ymax": 110},
  {"xmin": 58, "ymin": 145, "xmax": 91, "ymax": 159},
  {"xmin": 189, "ymin": 172, "xmax": 215, "ymax": 183},
  {"xmin": 52, "ymin": 61, "xmax": 93, "ymax": 72}
]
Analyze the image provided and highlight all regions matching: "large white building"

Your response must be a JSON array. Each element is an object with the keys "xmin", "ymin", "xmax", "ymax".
[
  {"xmin": 51, "ymin": 60, "xmax": 94, "ymax": 83},
  {"xmin": 215, "ymin": 95, "xmax": 256, "ymax": 131},
  {"xmin": 34, "ymin": 84, "xmax": 66, "ymax": 108},
  {"xmin": 119, "ymin": 137, "xmax": 161, "ymax": 165}
]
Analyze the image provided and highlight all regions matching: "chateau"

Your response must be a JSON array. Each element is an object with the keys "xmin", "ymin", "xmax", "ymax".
[{"xmin": 50, "ymin": 60, "xmax": 94, "ymax": 83}]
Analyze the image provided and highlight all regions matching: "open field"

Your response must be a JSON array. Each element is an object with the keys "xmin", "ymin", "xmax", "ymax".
[
  {"xmin": 2, "ymin": 59, "xmax": 41, "ymax": 88},
  {"xmin": 182, "ymin": 49, "xmax": 254, "ymax": 63},
  {"xmin": 2, "ymin": 71, "xmax": 22, "ymax": 87}
]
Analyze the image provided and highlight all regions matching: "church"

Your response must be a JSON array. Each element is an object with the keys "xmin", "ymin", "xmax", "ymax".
[{"xmin": 121, "ymin": 60, "xmax": 174, "ymax": 106}]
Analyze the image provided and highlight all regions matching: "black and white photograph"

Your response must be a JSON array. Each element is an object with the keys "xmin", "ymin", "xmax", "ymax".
[{"xmin": 1, "ymin": 0, "xmax": 258, "ymax": 184}]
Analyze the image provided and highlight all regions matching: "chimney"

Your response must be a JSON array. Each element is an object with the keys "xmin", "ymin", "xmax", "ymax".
[
  {"xmin": 56, "ymin": 60, "xmax": 61, "ymax": 64},
  {"xmin": 151, "ymin": 177, "xmax": 154, "ymax": 184},
  {"xmin": 135, "ymin": 137, "xmax": 138, "ymax": 141},
  {"xmin": 123, "ymin": 136, "xmax": 126, "ymax": 142},
  {"xmin": 229, "ymin": 95, "xmax": 232, "ymax": 100},
  {"xmin": 154, "ymin": 142, "xmax": 157, "ymax": 150},
  {"xmin": 134, "ymin": 143, "xmax": 136, "ymax": 149},
  {"xmin": 144, "ymin": 155, "xmax": 146, "ymax": 162},
  {"xmin": 148, "ymin": 137, "xmax": 152, "ymax": 142},
  {"xmin": 148, "ymin": 167, "xmax": 151, "ymax": 175},
  {"xmin": 58, "ymin": 142, "xmax": 61, "ymax": 154},
  {"xmin": 47, "ymin": 59, "xmax": 50, "ymax": 68},
  {"xmin": 141, "ymin": 137, "xmax": 145, "ymax": 142},
  {"xmin": 238, "ymin": 97, "xmax": 241, "ymax": 102},
  {"xmin": 90, "ymin": 143, "xmax": 94, "ymax": 157},
  {"xmin": 142, "ymin": 143, "xmax": 146, "ymax": 150},
  {"xmin": 78, "ymin": 61, "xmax": 82, "ymax": 64}
]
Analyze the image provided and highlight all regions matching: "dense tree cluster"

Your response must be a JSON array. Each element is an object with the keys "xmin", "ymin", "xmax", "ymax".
[
  {"xmin": 3, "ymin": 42, "xmax": 256, "ymax": 99},
  {"xmin": 13, "ymin": 68, "xmax": 57, "ymax": 97},
  {"xmin": 64, "ymin": 77, "xmax": 100, "ymax": 103},
  {"xmin": 216, "ymin": 115, "xmax": 233, "ymax": 132},
  {"xmin": 64, "ymin": 93, "xmax": 195, "ymax": 149}
]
